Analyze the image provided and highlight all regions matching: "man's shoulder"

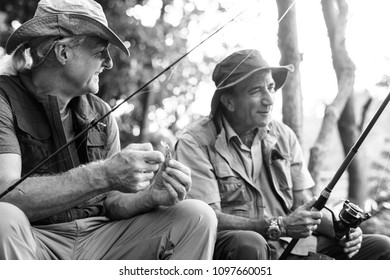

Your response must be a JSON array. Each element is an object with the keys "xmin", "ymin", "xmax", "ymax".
[
  {"xmin": 0, "ymin": 75, "xmax": 24, "ymax": 95},
  {"xmin": 0, "ymin": 74, "xmax": 19, "ymax": 84},
  {"xmin": 86, "ymin": 93, "xmax": 109, "ymax": 106},
  {"xmin": 84, "ymin": 93, "xmax": 111, "ymax": 113},
  {"xmin": 179, "ymin": 116, "xmax": 217, "ymax": 144},
  {"xmin": 268, "ymin": 119, "xmax": 295, "ymax": 137}
]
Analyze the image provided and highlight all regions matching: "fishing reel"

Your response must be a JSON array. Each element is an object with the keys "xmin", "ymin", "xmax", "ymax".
[{"xmin": 328, "ymin": 200, "xmax": 371, "ymax": 241}]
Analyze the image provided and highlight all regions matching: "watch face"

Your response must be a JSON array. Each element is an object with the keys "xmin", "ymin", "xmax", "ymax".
[
  {"xmin": 268, "ymin": 227, "xmax": 281, "ymax": 241},
  {"xmin": 267, "ymin": 219, "xmax": 281, "ymax": 241}
]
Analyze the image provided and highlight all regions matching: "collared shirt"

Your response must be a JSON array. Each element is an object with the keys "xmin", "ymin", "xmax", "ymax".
[
  {"xmin": 176, "ymin": 111, "xmax": 316, "ymax": 256},
  {"xmin": 177, "ymin": 112, "xmax": 314, "ymax": 216},
  {"xmin": 221, "ymin": 115, "xmax": 287, "ymax": 217}
]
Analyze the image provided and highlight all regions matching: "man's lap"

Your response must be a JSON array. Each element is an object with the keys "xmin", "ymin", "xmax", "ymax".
[{"xmin": 317, "ymin": 234, "xmax": 390, "ymax": 260}]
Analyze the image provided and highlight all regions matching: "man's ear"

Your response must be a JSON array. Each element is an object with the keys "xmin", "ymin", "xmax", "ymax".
[
  {"xmin": 220, "ymin": 93, "xmax": 235, "ymax": 112},
  {"xmin": 53, "ymin": 43, "xmax": 69, "ymax": 65}
]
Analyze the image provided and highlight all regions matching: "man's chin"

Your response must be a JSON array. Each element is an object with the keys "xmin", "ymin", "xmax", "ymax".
[
  {"xmin": 89, "ymin": 87, "xmax": 99, "ymax": 95},
  {"xmin": 257, "ymin": 118, "xmax": 271, "ymax": 127}
]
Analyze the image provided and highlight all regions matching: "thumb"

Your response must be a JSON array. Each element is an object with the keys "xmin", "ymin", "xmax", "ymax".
[{"xmin": 301, "ymin": 197, "xmax": 317, "ymax": 210}]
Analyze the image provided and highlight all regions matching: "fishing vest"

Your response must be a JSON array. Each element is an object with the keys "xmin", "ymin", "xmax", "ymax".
[
  {"xmin": 0, "ymin": 74, "xmax": 110, "ymax": 224},
  {"xmin": 182, "ymin": 113, "xmax": 295, "ymax": 217}
]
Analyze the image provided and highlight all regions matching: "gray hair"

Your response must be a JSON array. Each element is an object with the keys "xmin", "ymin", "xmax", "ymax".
[{"xmin": 0, "ymin": 35, "xmax": 107, "ymax": 76}]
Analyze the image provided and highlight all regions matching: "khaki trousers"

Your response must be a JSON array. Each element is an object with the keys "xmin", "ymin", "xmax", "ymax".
[{"xmin": 0, "ymin": 200, "xmax": 217, "ymax": 260}]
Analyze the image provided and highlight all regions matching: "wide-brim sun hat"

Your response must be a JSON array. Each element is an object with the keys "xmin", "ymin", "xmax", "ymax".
[
  {"xmin": 210, "ymin": 49, "xmax": 294, "ymax": 117},
  {"xmin": 5, "ymin": 0, "xmax": 129, "ymax": 56}
]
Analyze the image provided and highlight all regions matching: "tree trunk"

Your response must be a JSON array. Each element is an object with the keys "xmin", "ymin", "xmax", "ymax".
[
  {"xmin": 309, "ymin": 0, "xmax": 365, "ymax": 206},
  {"xmin": 276, "ymin": 0, "xmax": 304, "ymax": 144},
  {"xmin": 338, "ymin": 96, "xmax": 367, "ymax": 207}
]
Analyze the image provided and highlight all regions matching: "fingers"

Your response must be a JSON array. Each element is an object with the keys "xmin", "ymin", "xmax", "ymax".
[
  {"xmin": 302, "ymin": 197, "xmax": 317, "ymax": 210},
  {"xmin": 152, "ymin": 160, "xmax": 192, "ymax": 201},
  {"xmin": 298, "ymin": 224, "xmax": 318, "ymax": 237},
  {"xmin": 343, "ymin": 235, "xmax": 362, "ymax": 258},
  {"xmin": 143, "ymin": 151, "xmax": 164, "ymax": 165},
  {"xmin": 137, "ymin": 180, "xmax": 151, "ymax": 191},
  {"xmin": 284, "ymin": 207, "xmax": 322, "ymax": 238},
  {"xmin": 121, "ymin": 149, "xmax": 163, "ymax": 171},
  {"xmin": 309, "ymin": 211, "xmax": 323, "ymax": 222},
  {"xmin": 308, "ymin": 224, "xmax": 318, "ymax": 232},
  {"xmin": 160, "ymin": 178, "xmax": 181, "ymax": 205},
  {"xmin": 340, "ymin": 228, "xmax": 363, "ymax": 259},
  {"xmin": 124, "ymin": 143, "xmax": 154, "ymax": 151},
  {"xmin": 163, "ymin": 160, "xmax": 191, "ymax": 191},
  {"xmin": 162, "ymin": 172, "xmax": 186, "ymax": 201},
  {"xmin": 166, "ymin": 159, "xmax": 191, "ymax": 176}
]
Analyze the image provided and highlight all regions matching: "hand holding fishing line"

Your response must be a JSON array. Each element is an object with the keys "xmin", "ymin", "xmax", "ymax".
[
  {"xmin": 145, "ymin": 141, "xmax": 191, "ymax": 206},
  {"xmin": 152, "ymin": 141, "xmax": 173, "ymax": 189}
]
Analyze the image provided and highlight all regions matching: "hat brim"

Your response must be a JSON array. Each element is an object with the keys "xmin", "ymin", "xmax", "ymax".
[
  {"xmin": 6, "ymin": 14, "xmax": 129, "ymax": 56},
  {"xmin": 210, "ymin": 64, "xmax": 294, "ymax": 117}
]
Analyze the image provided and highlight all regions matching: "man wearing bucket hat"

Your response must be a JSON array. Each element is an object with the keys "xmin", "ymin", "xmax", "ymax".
[
  {"xmin": 0, "ymin": 0, "xmax": 217, "ymax": 260},
  {"xmin": 175, "ymin": 49, "xmax": 390, "ymax": 259}
]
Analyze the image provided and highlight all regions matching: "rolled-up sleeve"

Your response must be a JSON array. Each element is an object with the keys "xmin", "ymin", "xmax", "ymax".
[
  {"xmin": 175, "ymin": 133, "xmax": 221, "ymax": 205},
  {"xmin": 288, "ymin": 129, "xmax": 315, "ymax": 191}
]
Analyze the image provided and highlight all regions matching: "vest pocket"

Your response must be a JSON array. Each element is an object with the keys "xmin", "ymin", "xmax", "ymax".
[
  {"xmin": 218, "ymin": 177, "xmax": 250, "ymax": 204},
  {"xmin": 218, "ymin": 177, "xmax": 251, "ymax": 217},
  {"xmin": 19, "ymin": 131, "xmax": 51, "ymax": 175},
  {"xmin": 86, "ymin": 128, "xmax": 108, "ymax": 160}
]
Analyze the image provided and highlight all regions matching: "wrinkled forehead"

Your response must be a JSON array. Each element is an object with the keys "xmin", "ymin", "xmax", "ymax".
[{"xmin": 234, "ymin": 69, "xmax": 274, "ymax": 91}]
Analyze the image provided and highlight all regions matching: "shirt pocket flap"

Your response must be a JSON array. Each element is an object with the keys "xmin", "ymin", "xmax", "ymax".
[
  {"xmin": 87, "ymin": 128, "xmax": 107, "ymax": 147},
  {"xmin": 213, "ymin": 158, "xmax": 237, "ymax": 178}
]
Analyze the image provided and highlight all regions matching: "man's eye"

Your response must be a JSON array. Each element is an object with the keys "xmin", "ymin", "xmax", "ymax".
[
  {"xmin": 250, "ymin": 88, "xmax": 262, "ymax": 94},
  {"xmin": 268, "ymin": 86, "xmax": 275, "ymax": 92},
  {"xmin": 97, "ymin": 50, "xmax": 106, "ymax": 56},
  {"xmin": 93, "ymin": 49, "xmax": 109, "ymax": 59}
]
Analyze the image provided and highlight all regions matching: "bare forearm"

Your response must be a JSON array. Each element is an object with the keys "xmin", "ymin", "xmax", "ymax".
[
  {"xmin": 104, "ymin": 190, "xmax": 157, "ymax": 220},
  {"xmin": 1, "ymin": 161, "xmax": 110, "ymax": 221},
  {"xmin": 215, "ymin": 211, "xmax": 269, "ymax": 236}
]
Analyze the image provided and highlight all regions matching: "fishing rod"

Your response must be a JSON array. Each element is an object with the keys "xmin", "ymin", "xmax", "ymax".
[
  {"xmin": 279, "ymin": 90, "xmax": 390, "ymax": 260},
  {"xmin": 0, "ymin": 9, "xmax": 246, "ymax": 200}
]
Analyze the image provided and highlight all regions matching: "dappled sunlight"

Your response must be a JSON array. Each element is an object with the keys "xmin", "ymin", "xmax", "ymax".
[
  {"xmin": 126, "ymin": 0, "xmax": 163, "ymax": 27},
  {"xmin": 111, "ymin": 99, "xmax": 135, "ymax": 118}
]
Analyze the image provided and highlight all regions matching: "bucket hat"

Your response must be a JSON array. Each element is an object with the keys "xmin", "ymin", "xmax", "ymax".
[
  {"xmin": 5, "ymin": 0, "xmax": 129, "ymax": 56},
  {"xmin": 210, "ymin": 49, "xmax": 294, "ymax": 116}
]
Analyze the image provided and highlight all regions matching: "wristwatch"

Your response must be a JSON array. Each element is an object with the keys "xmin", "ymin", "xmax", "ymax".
[
  {"xmin": 278, "ymin": 216, "xmax": 287, "ymax": 237},
  {"xmin": 266, "ymin": 218, "xmax": 281, "ymax": 241}
]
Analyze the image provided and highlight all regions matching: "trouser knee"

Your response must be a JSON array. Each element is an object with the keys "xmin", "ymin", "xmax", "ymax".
[
  {"xmin": 0, "ymin": 202, "xmax": 30, "ymax": 240},
  {"xmin": 215, "ymin": 230, "xmax": 270, "ymax": 260},
  {"xmin": 364, "ymin": 234, "xmax": 390, "ymax": 260},
  {"xmin": 175, "ymin": 199, "xmax": 217, "ymax": 231}
]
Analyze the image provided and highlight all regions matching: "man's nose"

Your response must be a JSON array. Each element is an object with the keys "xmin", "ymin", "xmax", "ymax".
[
  {"xmin": 261, "ymin": 90, "xmax": 274, "ymax": 106},
  {"xmin": 102, "ymin": 50, "xmax": 113, "ymax": 70}
]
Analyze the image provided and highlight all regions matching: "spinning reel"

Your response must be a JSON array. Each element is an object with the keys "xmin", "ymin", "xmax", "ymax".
[{"xmin": 328, "ymin": 200, "xmax": 372, "ymax": 240}]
